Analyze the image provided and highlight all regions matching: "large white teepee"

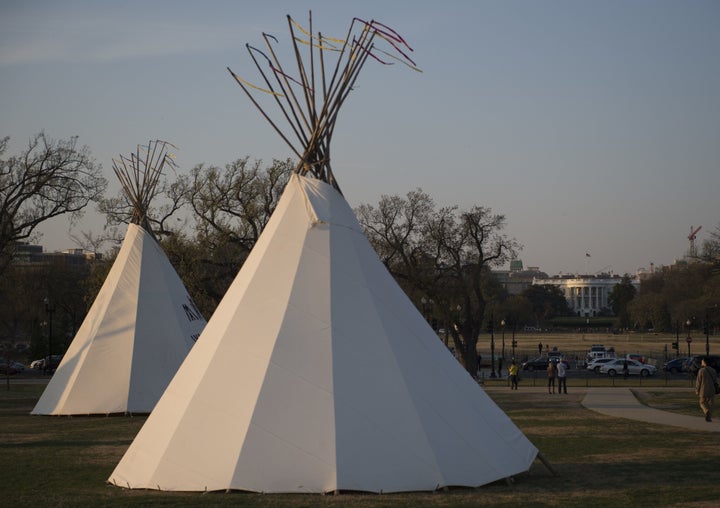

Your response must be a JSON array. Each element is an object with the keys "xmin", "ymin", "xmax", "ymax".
[
  {"xmin": 109, "ymin": 15, "xmax": 538, "ymax": 493},
  {"xmin": 32, "ymin": 142, "xmax": 205, "ymax": 415},
  {"xmin": 109, "ymin": 174, "xmax": 537, "ymax": 493}
]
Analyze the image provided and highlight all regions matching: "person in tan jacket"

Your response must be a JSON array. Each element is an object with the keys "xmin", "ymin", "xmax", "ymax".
[
  {"xmin": 546, "ymin": 360, "xmax": 557, "ymax": 394},
  {"xmin": 695, "ymin": 357, "xmax": 718, "ymax": 422}
]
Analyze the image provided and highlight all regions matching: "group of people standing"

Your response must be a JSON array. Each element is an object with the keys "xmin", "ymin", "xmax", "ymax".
[
  {"xmin": 508, "ymin": 355, "xmax": 717, "ymax": 424},
  {"xmin": 501, "ymin": 353, "xmax": 717, "ymax": 424},
  {"xmin": 546, "ymin": 359, "xmax": 567, "ymax": 394},
  {"xmin": 503, "ymin": 358, "xmax": 568, "ymax": 394}
]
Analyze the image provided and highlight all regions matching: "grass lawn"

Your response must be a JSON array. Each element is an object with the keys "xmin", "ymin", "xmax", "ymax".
[{"xmin": 2, "ymin": 380, "xmax": 719, "ymax": 507}]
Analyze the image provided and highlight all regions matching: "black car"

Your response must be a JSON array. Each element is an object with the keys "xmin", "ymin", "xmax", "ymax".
[
  {"xmin": 662, "ymin": 357, "xmax": 690, "ymax": 374},
  {"xmin": 521, "ymin": 356, "xmax": 570, "ymax": 371},
  {"xmin": 42, "ymin": 354, "xmax": 63, "ymax": 374},
  {"xmin": 687, "ymin": 355, "xmax": 720, "ymax": 376}
]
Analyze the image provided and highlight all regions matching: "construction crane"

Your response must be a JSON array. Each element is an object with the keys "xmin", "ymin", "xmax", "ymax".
[{"xmin": 688, "ymin": 225, "xmax": 702, "ymax": 258}]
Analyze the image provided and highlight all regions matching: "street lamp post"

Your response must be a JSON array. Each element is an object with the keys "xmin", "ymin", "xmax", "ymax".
[
  {"xmin": 501, "ymin": 319, "xmax": 506, "ymax": 360},
  {"xmin": 511, "ymin": 323, "xmax": 517, "ymax": 359},
  {"xmin": 704, "ymin": 308, "xmax": 710, "ymax": 356},
  {"xmin": 44, "ymin": 298, "xmax": 55, "ymax": 374},
  {"xmin": 489, "ymin": 313, "xmax": 496, "ymax": 378}
]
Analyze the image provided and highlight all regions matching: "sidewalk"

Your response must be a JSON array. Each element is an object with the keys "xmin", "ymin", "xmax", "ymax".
[
  {"xmin": 483, "ymin": 384, "xmax": 719, "ymax": 432},
  {"xmin": 581, "ymin": 387, "xmax": 720, "ymax": 432}
]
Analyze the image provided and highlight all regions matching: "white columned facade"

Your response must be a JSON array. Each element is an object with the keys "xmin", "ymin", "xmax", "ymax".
[{"xmin": 532, "ymin": 276, "xmax": 635, "ymax": 317}]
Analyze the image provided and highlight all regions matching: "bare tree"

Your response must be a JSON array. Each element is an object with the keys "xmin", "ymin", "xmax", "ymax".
[
  {"xmin": 700, "ymin": 222, "xmax": 720, "ymax": 271},
  {"xmin": 168, "ymin": 157, "xmax": 293, "ymax": 312},
  {"xmin": 183, "ymin": 158, "xmax": 293, "ymax": 251},
  {"xmin": 357, "ymin": 191, "xmax": 520, "ymax": 376},
  {"xmin": 0, "ymin": 133, "xmax": 107, "ymax": 274}
]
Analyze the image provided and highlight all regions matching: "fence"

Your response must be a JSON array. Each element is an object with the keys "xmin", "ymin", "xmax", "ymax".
[{"xmin": 477, "ymin": 368, "xmax": 696, "ymax": 389}]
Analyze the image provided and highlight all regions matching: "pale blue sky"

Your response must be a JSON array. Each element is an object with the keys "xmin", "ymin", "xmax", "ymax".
[{"xmin": 1, "ymin": 0, "xmax": 718, "ymax": 276}]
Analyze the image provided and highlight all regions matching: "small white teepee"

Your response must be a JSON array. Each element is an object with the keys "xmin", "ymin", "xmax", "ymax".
[
  {"xmin": 109, "ymin": 15, "xmax": 538, "ymax": 492},
  {"xmin": 32, "ymin": 141, "xmax": 205, "ymax": 415}
]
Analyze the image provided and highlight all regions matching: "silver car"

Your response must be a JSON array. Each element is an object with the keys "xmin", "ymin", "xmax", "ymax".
[
  {"xmin": 586, "ymin": 357, "xmax": 616, "ymax": 373},
  {"xmin": 599, "ymin": 359, "xmax": 656, "ymax": 377}
]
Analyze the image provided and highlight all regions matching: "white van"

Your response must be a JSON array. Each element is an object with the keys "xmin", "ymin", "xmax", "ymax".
[{"xmin": 586, "ymin": 344, "xmax": 616, "ymax": 361}]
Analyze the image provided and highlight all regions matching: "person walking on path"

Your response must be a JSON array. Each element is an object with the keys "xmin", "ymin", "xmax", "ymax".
[
  {"xmin": 556, "ymin": 359, "xmax": 568, "ymax": 394},
  {"xmin": 695, "ymin": 357, "xmax": 718, "ymax": 422},
  {"xmin": 622, "ymin": 360, "xmax": 629, "ymax": 379},
  {"xmin": 508, "ymin": 360, "xmax": 519, "ymax": 390},
  {"xmin": 547, "ymin": 360, "xmax": 557, "ymax": 394}
]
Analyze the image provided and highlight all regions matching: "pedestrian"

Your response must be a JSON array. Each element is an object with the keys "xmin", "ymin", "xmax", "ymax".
[
  {"xmin": 547, "ymin": 360, "xmax": 557, "ymax": 394},
  {"xmin": 556, "ymin": 359, "xmax": 567, "ymax": 394},
  {"xmin": 538, "ymin": 342, "xmax": 543, "ymax": 355},
  {"xmin": 695, "ymin": 357, "xmax": 718, "ymax": 422},
  {"xmin": 622, "ymin": 360, "xmax": 629, "ymax": 379},
  {"xmin": 509, "ymin": 360, "xmax": 519, "ymax": 390},
  {"xmin": 497, "ymin": 357, "xmax": 503, "ymax": 376}
]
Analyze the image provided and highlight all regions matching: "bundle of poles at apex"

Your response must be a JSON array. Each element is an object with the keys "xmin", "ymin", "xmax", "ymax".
[
  {"xmin": 111, "ymin": 140, "xmax": 178, "ymax": 239},
  {"xmin": 227, "ymin": 12, "xmax": 420, "ymax": 194}
]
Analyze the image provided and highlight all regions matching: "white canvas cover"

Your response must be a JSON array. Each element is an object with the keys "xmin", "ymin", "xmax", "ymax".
[
  {"xmin": 109, "ymin": 174, "xmax": 537, "ymax": 493},
  {"xmin": 32, "ymin": 224, "xmax": 205, "ymax": 415}
]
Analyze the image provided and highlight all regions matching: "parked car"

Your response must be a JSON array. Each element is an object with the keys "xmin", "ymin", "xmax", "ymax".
[
  {"xmin": 585, "ymin": 345, "xmax": 617, "ymax": 366},
  {"xmin": 477, "ymin": 354, "xmax": 503, "ymax": 369},
  {"xmin": 599, "ymin": 359, "xmax": 657, "ymax": 377},
  {"xmin": 686, "ymin": 355, "xmax": 720, "ymax": 376},
  {"xmin": 626, "ymin": 353, "xmax": 646, "ymax": 364},
  {"xmin": 586, "ymin": 344, "xmax": 616, "ymax": 361},
  {"xmin": 42, "ymin": 355, "xmax": 63, "ymax": 374},
  {"xmin": 662, "ymin": 357, "xmax": 690, "ymax": 374},
  {"xmin": 522, "ymin": 356, "xmax": 570, "ymax": 371},
  {"xmin": 30, "ymin": 359, "xmax": 44, "ymax": 370},
  {"xmin": 0, "ymin": 361, "xmax": 19, "ymax": 375},
  {"xmin": 586, "ymin": 357, "xmax": 616, "ymax": 373}
]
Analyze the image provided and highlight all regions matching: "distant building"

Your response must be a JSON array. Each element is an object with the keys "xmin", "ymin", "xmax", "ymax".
[
  {"xmin": 532, "ymin": 274, "xmax": 639, "ymax": 317},
  {"xmin": 493, "ymin": 259, "xmax": 548, "ymax": 295},
  {"xmin": 494, "ymin": 259, "xmax": 641, "ymax": 317},
  {"xmin": 12, "ymin": 243, "xmax": 43, "ymax": 263},
  {"xmin": 12, "ymin": 242, "xmax": 101, "ymax": 267}
]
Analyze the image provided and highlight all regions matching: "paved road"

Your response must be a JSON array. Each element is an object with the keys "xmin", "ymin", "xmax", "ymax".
[
  {"xmin": 483, "ymin": 384, "xmax": 719, "ymax": 432},
  {"xmin": 581, "ymin": 387, "xmax": 720, "ymax": 432}
]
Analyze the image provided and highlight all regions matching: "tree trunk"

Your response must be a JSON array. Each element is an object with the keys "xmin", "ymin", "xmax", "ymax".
[{"xmin": 452, "ymin": 326, "xmax": 480, "ymax": 378}]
